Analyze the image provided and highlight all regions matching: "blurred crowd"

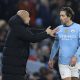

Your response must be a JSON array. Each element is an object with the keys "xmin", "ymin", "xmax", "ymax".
[
  {"xmin": 0, "ymin": 0, "xmax": 80, "ymax": 80},
  {"xmin": 0, "ymin": 0, "xmax": 80, "ymax": 27}
]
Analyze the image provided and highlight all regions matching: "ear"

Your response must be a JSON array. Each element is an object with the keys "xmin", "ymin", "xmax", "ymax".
[{"xmin": 68, "ymin": 14, "xmax": 72, "ymax": 19}]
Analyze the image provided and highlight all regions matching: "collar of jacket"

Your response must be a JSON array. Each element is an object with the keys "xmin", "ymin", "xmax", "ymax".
[
  {"xmin": 16, "ymin": 15, "xmax": 29, "ymax": 27},
  {"xmin": 8, "ymin": 14, "xmax": 29, "ymax": 28}
]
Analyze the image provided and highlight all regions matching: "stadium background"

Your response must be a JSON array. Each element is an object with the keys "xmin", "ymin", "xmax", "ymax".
[{"xmin": 0, "ymin": 0, "xmax": 80, "ymax": 80}]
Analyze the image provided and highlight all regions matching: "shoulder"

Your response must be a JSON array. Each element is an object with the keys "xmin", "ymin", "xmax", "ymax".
[
  {"xmin": 73, "ymin": 23, "xmax": 80, "ymax": 27},
  {"xmin": 73, "ymin": 23, "xmax": 80, "ymax": 31},
  {"xmin": 56, "ymin": 25, "xmax": 63, "ymax": 34},
  {"xmin": 9, "ymin": 15, "xmax": 17, "ymax": 23},
  {"xmin": 57, "ymin": 25, "xmax": 64, "ymax": 29},
  {"xmin": 58, "ymin": 25, "xmax": 63, "ymax": 28}
]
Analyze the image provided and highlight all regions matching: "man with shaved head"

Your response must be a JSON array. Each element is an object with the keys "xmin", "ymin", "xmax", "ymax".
[{"xmin": 2, "ymin": 10, "xmax": 58, "ymax": 80}]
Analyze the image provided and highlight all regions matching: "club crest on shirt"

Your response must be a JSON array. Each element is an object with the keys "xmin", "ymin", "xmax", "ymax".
[{"xmin": 71, "ymin": 29, "xmax": 75, "ymax": 33}]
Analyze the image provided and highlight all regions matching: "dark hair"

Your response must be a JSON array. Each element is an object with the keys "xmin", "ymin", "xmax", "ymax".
[{"xmin": 60, "ymin": 7, "xmax": 75, "ymax": 19}]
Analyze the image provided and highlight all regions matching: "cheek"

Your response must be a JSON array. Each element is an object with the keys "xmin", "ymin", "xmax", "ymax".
[
  {"xmin": 29, "ymin": 18, "xmax": 30, "ymax": 21},
  {"xmin": 61, "ymin": 17, "xmax": 67, "ymax": 22},
  {"xmin": 64, "ymin": 18, "xmax": 69, "ymax": 22},
  {"xmin": 28, "ymin": 18, "xmax": 30, "ymax": 21}
]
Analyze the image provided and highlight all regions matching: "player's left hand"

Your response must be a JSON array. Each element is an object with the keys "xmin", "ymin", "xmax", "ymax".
[{"xmin": 70, "ymin": 56, "xmax": 77, "ymax": 65}]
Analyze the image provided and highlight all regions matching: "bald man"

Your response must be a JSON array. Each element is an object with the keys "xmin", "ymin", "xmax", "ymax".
[{"xmin": 2, "ymin": 10, "xmax": 58, "ymax": 80}]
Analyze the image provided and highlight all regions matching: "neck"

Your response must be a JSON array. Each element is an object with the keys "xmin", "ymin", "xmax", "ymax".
[{"xmin": 65, "ymin": 20, "xmax": 73, "ymax": 26}]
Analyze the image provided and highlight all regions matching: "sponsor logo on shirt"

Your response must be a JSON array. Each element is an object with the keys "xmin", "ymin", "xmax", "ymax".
[
  {"xmin": 59, "ymin": 35, "xmax": 77, "ymax": 40},
  {"xmin": 64, "ymin": 29, "xmax": 68, "ymax": 33}
]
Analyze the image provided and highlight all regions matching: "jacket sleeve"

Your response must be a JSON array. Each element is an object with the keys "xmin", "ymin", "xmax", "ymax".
[
  {"xmin": 49, "ymin": 37, "xmax": 59, "ymax": 60},
  {"xmin": 14, "ymin": 25, "xmax": 50, "ymax": 43}
]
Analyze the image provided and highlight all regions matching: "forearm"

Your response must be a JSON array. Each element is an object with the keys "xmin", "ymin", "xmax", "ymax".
[
  {"xmin": 49, "ymin": 40, "xmax": 59, "ymax": 60},
  {"xmin": 75, "ymin": 47, "xmax": 80, "ymax": 58}
]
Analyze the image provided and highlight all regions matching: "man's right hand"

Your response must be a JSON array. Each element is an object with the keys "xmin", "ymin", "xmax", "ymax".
[
  {"xmin": 46, "ymin": 26, "xmax": 59, "ymax": 37},
  {"xmin": 48, "ymin": 60, "xmax": 55, "ymax": 69}
]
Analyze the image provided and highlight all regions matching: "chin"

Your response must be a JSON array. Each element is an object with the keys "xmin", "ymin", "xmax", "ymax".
[
  {"xmin": 25, "ymin": 22, "xmax": 29, "ymax": 25},
  {"xmin": 61, "ymin": 21, "xmax": 65, "ymax": 24}
]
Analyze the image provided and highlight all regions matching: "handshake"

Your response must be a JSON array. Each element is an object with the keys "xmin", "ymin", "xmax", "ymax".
[{"xmin": 46, "ymin": 26, "xmax": 59, "ymax": 37}]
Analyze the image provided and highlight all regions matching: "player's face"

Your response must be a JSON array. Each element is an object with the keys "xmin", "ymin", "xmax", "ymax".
[{"xmin": 60, "ymin": 11, "xmax": 70, "ymax": 24}]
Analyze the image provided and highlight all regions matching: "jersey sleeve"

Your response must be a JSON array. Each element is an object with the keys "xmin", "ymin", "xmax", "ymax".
[
  {"xmin": 49, "ymin": 35, "xmax": 59, "ymax": 60},
  {"xmin": 75, "ymin": 26, "xmax": 80, "ymax": 59}
]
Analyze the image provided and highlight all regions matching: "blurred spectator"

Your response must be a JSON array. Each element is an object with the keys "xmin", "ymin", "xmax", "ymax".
[
  {"xmin": 39, "ymin": 67, "xmax": 59, "ymax": 80},
  {"xmin": 74, "ymin": 2, "xmax": 80, "ymax": 23},
  {"xmin": 0, "ymin": 20, "xmax": 9, "ymax": 52},
  {"xmin": 27, "ymin": 60, "xmax": 45, "ymax": 74},
  {"xmin": 18, "ymin": 0, "xmax": 37, "ymax": 27},
  {"xmin": 0, "ymin": 20, "xmax": 9, "ymax": 75},
  {"xmin": 35, "ymin": 18, "xmax": 43, "ymax": 28},
  {"xmin": 37, "ymin": 0, "xmax": 51, "ymax": 28}
]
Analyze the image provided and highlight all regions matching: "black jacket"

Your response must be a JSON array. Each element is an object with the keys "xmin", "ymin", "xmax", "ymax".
[{"xmin": 2, "ymin": 15, "xmax": 49, "ymax": 80}]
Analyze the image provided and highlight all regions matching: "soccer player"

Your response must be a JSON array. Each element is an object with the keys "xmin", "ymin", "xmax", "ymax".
[{"xmin": 48, "ymin": 7, "xmax": 80, "ymax": 80}]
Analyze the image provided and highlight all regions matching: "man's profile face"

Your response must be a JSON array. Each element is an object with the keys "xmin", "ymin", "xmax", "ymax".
[
  {"xmin": 60, "ymin": 11, "xmax": 70, "ymax": 24},
  {"xmin": 17, "ymin": 10, "xmax": 30, "ymax": 25},
  {"xmin": 24, "ymin": 12, "xmax": 30, "ymax": 24}
]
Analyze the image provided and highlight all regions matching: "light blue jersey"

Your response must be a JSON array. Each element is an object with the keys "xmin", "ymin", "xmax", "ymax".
[{"xmin": 50, "ymin": 23, "xmax": 80, "ymax": 65}]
